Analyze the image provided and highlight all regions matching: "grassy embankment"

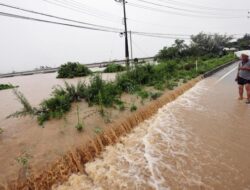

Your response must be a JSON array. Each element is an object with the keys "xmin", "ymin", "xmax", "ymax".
[{"xmin": 8, "ymin": 53, "xmax": 236, "ymax": 129}]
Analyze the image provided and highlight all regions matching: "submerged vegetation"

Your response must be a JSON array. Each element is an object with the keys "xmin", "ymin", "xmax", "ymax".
[
  {"xmin": 7, "ymin": 89, "xmax": 37, "ymax": 119},
  {"xmin": 75, "ymin": 105, "xmax": 84, "ymax": 131},
  {"xmin": 16, "ymin": 153, "xmax": 31, "ymax": 168},
  {"xmin": 0, "ymin": 83, "xmax": 17, "ymax": 91},
  {"xmin": 94, "ymin": 127, "xmax": 103, "ymax": 134},
  {"xmin": 9, "ymin": 53, "xmax": 236, "ymax": 126},
  {"xmin": 9, "ymin": 32, "xmax": 237, "ymax": 127},
  {"xmin": 9, "ymin": 54, "xmax": 235, "ymax": 125},
  {"xmin": 130, "ymin": 104, "xmax": 137, "ymax": 112},
  {"xmin": 57, "ymin": 62, "xmax": 92, "ymax": 78},
  {"xmin": 103, "ymin": 63, "xmax": 126, "ymax": 73}
]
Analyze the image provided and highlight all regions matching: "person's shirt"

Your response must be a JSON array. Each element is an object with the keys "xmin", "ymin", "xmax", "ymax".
[{"xmin": 239, "ymin": 60, "xmax": 250, "ymax": 80}]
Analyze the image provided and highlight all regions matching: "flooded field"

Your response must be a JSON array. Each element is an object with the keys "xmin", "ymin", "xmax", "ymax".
[
  {"xmin": 55, "ymin": 63, "xmax": 250, "ymax": 190},
  {"xmin": 0, "ymin": 72, "xmax": 119, "ymax": 187},
  {"xmin": 0, "ymin": 72, "xmax": 115, "ymax": 122}
]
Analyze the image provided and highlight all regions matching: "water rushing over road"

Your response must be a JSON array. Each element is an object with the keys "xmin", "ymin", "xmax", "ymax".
[{"xmin": 56, "ymin": 64, "xmax": 250, "ymax": 190}]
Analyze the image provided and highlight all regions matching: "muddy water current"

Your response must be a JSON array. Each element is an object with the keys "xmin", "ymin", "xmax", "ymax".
[{"xmin": 55, "ymin": 64, "xmax": 250, "ymax": 190}]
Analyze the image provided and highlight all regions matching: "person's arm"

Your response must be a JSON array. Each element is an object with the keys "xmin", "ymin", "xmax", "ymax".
[
  {"xmin": 236, "ymin": 63, "xmax": 240, "ymax": 81},
  {"xmin": 239, "ymin": 66, "xmax": 250, "ymax": 71}
]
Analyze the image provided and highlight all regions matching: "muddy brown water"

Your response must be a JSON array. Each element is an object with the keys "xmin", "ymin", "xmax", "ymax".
[
  {"xmin": 0, "ymin": 72, "xmax": 117, "ymax": 188},
  {"xmin": 1, "ymin": 64, "xmax": 250, "ymax": 190},
  {"xmin": 54, "ymin": 63, "xmax": 250, "ymax": 190},
  {"xmin": 0, "ymin": 72, "xmax": 115, "ymax": 122}
]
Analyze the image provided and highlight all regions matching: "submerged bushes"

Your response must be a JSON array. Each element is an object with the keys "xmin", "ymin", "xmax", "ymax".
[
  {"xmin": 85, "ymin": 75, "xmax": 122, "ymax": 107},
  {"xmin": 57, "ymin": 62, "xmax": 92, "ymax": 78},
  {"xmin": 37, "ymin": 81, "xmax": 87, "ymax": 125},
  {"xmin": 0, "ymin": 84, "xmax": 17, "ymax": 91},
  {"xmin": 10, "ymin": 53, "xmax": 236, "ymax": 125},
  {"xmin": 103, "ymin": 63, "xmax": 125, "ymax": 73},
  {"xmin": 7, "ymin": 89, "xmax": 37, "ymax": 119},
  {"xmin": 38, "ymin": 93, "xmax": 71, "ymax": 125}
]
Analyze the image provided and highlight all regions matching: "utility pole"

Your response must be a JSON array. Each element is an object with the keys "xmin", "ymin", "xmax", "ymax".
[
  {"xmin": 129, "ymin": 31, "xmax": 133, "ymax": 60},
  {"xmin": 115, "ymin": 0, "xmax": 130, "ymax": 68}
]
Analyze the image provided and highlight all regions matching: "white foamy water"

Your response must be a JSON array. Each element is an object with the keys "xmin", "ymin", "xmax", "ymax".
[{"xmin": 55, "ymin": 83, "xmax": 210, "ymax": 190}]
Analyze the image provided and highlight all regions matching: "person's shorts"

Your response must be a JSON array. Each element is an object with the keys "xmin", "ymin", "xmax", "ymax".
[{"xmin": 238, "ymin": 77, "xmax": 250, "ymax": 85}]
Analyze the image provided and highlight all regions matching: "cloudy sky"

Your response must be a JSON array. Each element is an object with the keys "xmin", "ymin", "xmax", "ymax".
[{"xmin": 0, "ymin": 0, "xmax": 250, "ymax": 73}]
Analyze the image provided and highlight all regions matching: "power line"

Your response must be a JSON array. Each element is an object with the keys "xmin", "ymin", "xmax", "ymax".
[
  {"xmin": 0, "ymin": 2, "xmax": 123, "ymax": 32},
  {"xmin": 0, "ymin": 4, "xmax": 244, "ymax": 39},
  {"xmin": 0, "ymin": 11, "xmax": 121, "ymax": 33},
  {"xmin": 0, "ymin": 10, "xmax": 199, "ymax": 39},
  {"xmin": 42, "ymin": 0, "xmax": 122, "ymax": 24},
  {"xmin": 43, "ymin": 0, "xmax": 186, "ymax": 29},
  {"xmin": 132, "ymin": 31, "xmax": 191, "ymax": 37},
  {"xmin": 128, "ymin": 2, "xmax": 246, "ymax": 19},
  {"xmin": 155, "ymin": 0, "xmax": 249, "ymax": 12},
  {"xmin": 42, "ymin": 0, "xmax": 199, "ymax": 30},
  {"xmin": 133, "ymin": 0, "xmax": 246, "ymax": 16},
  {"xmin": 133, "ymin": 33, "xmax": 190, "ymax": 39},
  {"xmin": 0, "ymin": 2, "xmax": 205, "ymax": 37}
]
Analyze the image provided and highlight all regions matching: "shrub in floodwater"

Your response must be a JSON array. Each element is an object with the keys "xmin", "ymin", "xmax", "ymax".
[
  {"xmin": 149, "ymin": 92, "xmax": 162, "ymax": 100},
  {"xmin": 166, "ymin": 80, "xmax": 178, "ymax": 90},
  {"xmin": 75, "ymin": 123, "xmax": 83, "ymax": 131},
  {"xmin": 37, "ymin": 112, "xmax": 49, "ymax": 126},
  {"xmin": 53, "ymin": 81, "xmax": 87, "ymax": 102},
  {"xmin": 94, "ymin": 127, "xmax": 103, "ymax": 134},
  {"xmin": 126, "ymin": 64, "xmax": 154, "ymax": 85},
  {"xmin": 116, "ymin": 74, "xmax": 139, "ymax": 94},
  {"xmin": 102, "ymin": 110, "xmax": 112, "ymax": 123},
  {"xmin": 7, "ymin": 89, "xmax": 37, "ymax": 119},
  {"xmin": 103, "ymin": 63, "xmax": 126, "ymax": 73},
  {"xmin": 114, "ymin": 99, "xmax": 125, "ymax": 111},
  {"xmin": 75, "ymin": 105, "xmax": 84, "ymax": 132},
  {"xmin": 57, "ymin": 62, "xmax": 92, "ymax": 78},
  {"xmin": 118, "ymin": 103, "xmax": 125, "ymax": 111},
  {"xmin": 16, "ymin": 153, "xmax": 32, "ymax": 168},
  {"xmin": 0, "ymin": 83, "xmax": 17, "ymax": 91},
  {"xmin": 130, "ymin": 104, "xmax": 137, "ymax": 112},
  {"xmin": 153, "ymin": 81, "xmax": 165, "ymax": 91},
  {"xmin": 86, "ymin": 75, "xmax": 121, "ymax": 107},
  {"xmin": 136, "ymin": 89, "xmax": 149, "ymax": 100},
  {"xmin": 38, "ymin": 93, "xmax": 71, "ymax": 124},
  {"xmin": 64, "ymin": 81, "xmax": 87, "ymax": 101}
]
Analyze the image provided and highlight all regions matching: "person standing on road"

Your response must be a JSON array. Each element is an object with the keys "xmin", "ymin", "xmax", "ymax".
[{"xmin": 236, "ymin": 53, "xmax": 250, "ymax": 104}]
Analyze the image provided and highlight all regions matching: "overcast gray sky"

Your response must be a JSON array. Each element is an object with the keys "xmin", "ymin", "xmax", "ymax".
[{"xmin": 0, "ymin": 0, "xmax": 250, "ymax": 73}]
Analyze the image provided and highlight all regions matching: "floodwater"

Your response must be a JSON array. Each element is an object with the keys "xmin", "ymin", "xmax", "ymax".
[
  {"xmin": 55, "ymin": 63, "xmax": 250, "ymax": 190},
  {"xmin": 0, "ymin": 72, "xmax": 115, "ymax": 122},
  {"xmin": 0, "ymin": 72, "xmax": 117, "ymax": 186}
]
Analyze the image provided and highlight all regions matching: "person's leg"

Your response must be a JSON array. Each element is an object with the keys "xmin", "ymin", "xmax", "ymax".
[
  {"xmin": 245, "ymin": 83, "xmax": 250, "ymax": 103},
  {"xmin": 238, "ymin": 85, "xmax": 244, "ymax": 100}
]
